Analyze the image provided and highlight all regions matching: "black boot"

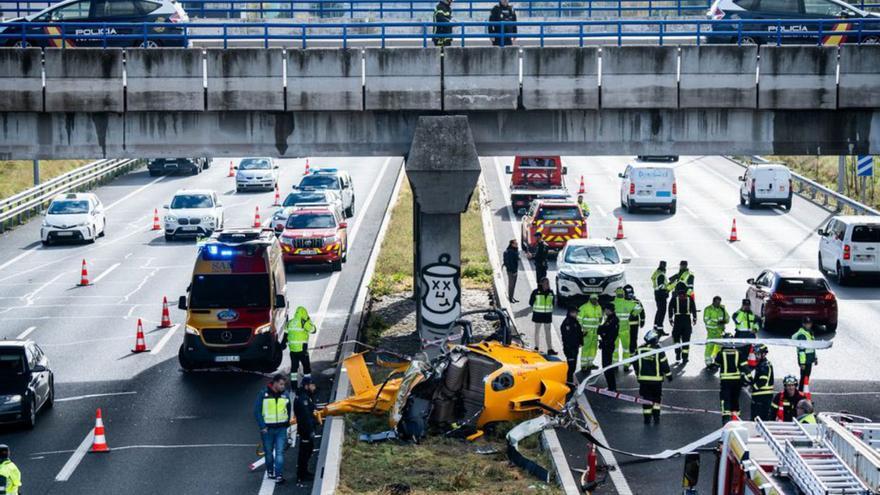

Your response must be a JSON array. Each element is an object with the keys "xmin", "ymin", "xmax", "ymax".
[
  {"xmin": 643, "ymin": 414, "xmax": 651, "ymax": 425},
  {"xmin": 653, "ymin": 411, "xmax": 661, "ymax": 424}
]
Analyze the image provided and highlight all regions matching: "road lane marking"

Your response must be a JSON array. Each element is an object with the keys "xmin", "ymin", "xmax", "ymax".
[
  {"xmin": 21, "ymin": 272, "xmax": 64, "ymax": 306},
  {"xmin": 91, "ymin": 262, "xmax": 121, "ymax": 284},
  {"xmin": 151, "ymin": 324, "xmax": 180, "ymax": 355},
  {"xmin": 681, "ymin": 205, "xmax": 700, "ymax": 219},
  {"xmin": 258, "ymin": 474, "xmax": 276, "ymax": 495},
  {"xmin": 0, "ymin": 249, "xmax": 37, "ymax": 271},
  {"xmin": 16, "ymin": 326, "xmax": 36, "ymax": 339},
  {"xmin": 36, "ymin": 442, "xmax": 253, "ymax": 456},
  {"xmin": 104, "ymin": 175, "xmax": 166, "ymax": 212},
  {"xmin": 55, "ymin": 428, "xmax": 94, "ymax": 481},
  {"xmin": 576, "ymin": 395, "xmax": 634, "ymax": 494},
  {"xmin": 594, "ymin": 204, "xmax": 608, "ymax": 218},
  {"xmin": 619, "ymin": 240, "xmax": 639, "ymax": 259},
  {"xmin": 726, "ymin": 242, "xmax": 748, "ymax": 259},
  {"xmin": 55, "ymin": 391, "xmax": 138, "ymax": 403}
]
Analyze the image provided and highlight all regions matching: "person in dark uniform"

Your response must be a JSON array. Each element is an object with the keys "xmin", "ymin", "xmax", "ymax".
[
  {"xmin": 744, "ymin": 344, "xmax": 775, "ymax": 421},
  {"xmin": 624, "ymin": 284, "xmax": 646, "ymax": 364},
  {"xmin": 488, "ymin": 0, "xmax": 517, "ymax": 46},
  {"xmin": 560, "ymin": 306, "xmax": 583, "ymax": 384},
  {"xmin": 633, "ymin": 329, "xmax": 672, "ymax": 424},
  {"xmin": 433, "ymin": 0, "xmax": 453, "ymax": 47},
  {"xmin": 771, "ymin": 375, "xmax": 806, "ymax": 422},
  {"xmin": 293, "ymin": 376, "xmax": 320, "ymax": 483},
  {"xmin": 715, "ymin": 332, "xmax": 748, "ymax": 425},
  {"xmin": 598, "ymin": 304, "xmax": 619, "ymax": 392},
  {"xmin": 502, "ymin": 239, "xmax": 520, "ymax": 303},
  {"xmin": 667, "ymin": 283, "xmax": 697, "ymax": 363},
  {"xmin": 651, "ymin": 260, "xmax": 669, "ymax": 335},
  {"xmin": 530, "ymin": 232, "xmax": 550, "ymax": 283}
]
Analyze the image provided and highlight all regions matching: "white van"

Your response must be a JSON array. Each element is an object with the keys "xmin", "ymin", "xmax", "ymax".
[
  {"xmin": 619, "ymin": 160, "xmax": 677, "ymax": 214},
  {"xmin": 739, "ymin": 164, "xmax": 792, "ymax": 210},
  {"xmin": 818, "ymin": 215, "xmax": 880, "ymax": 285}
]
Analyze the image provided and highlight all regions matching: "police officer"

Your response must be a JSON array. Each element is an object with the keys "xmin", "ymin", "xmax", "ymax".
[
  {"xmin": 715, "ymin": 332, "xmax": 747, "ymax": 425},
  {"xmin": 577, "ymin": 293, "xmax": 602, "ymax": 371},
  {"xmin": 560, "ymin": 306, "xmax": 583, "ymax": 384},
  {"xmin": 529, "ymin": 277, "xmax": 556, "ymax": 354},
  {"xmin": 633, "ymin": 329, "xmax": 672, "ymax": 424},
  {"xmin": 612, "ymin": 287, "xmax": 636, "ymax": 370},
  {"xmin": 529, "ymin": 232, "xmax": 550, "ymax": 283},
  {"xmin": 792, "ymin": 317, "xmax": 818, "ymax": 391},
  {"xmin": 667, "ymin": 283, "xmax": 697, "ymax": 363},
  {"xmin": 666, "ymin": 260, "xmax": 695, "ymax": 297},
  {"xmin": 598, "ymin": 304, "xmax": 619, "ymax": 392},
  {"xmin": 254, "ymin": 374, "xmax": 291, "ymax": 483},
  {"xmin": 433, "ymin": 0, "xmax": 453, "ymax": 47},
  {"xmin": 796, "ymin": 399, "xmax": 817, "ymax": 424},
  {"xmin": 287, "ymin": 306, "xmax": 317, "ymax": 390},
  {"xmin": 744, "ymin": 344, "xmax": 774, "ymax": 421},
  {"xmin": 487, "ymin": 0, "xmax": 517, "ymax": 46},
  {"xmin": 576, "ymin": 194, "xmax": 590, "ymax": 218},
  {"xmin": 771, "ymin": 375, "xmax": 805, "ymax": 422},
  {"xmin": 651, "ymin": 260, "xmax": 669, "ymax": 335},
  {"xmin": 732, "ymin": 298, "xmax": 760, "ymax": 359},
  {"xmin": 502, "ymin": 239, "xmax": 520, "ymax": 303},
  {"xmin": 293, "ymin": 376, "xmax": 320, "ymax": 483},
  {"xmin": 624, "ymin": 284, "xmax": 646, "ymax": 368},
  {"xmin": 0, "ymin": 444, "xmax": 21, "ymax": 495},
  {"xmin": 703, "ymin": 296, "xmax": 730, "ymax": 369}
]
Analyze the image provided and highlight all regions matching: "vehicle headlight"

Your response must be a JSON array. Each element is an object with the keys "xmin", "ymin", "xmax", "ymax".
[
  {"xmin": 557, "ymin": 271, "xmax": 577, "ymax": 282},
  {"xmin": 254, "ymin": 324, "xmax": 272, "ymax": 334},
  {"xmin": 4, "ymin": 394, "xmax": 22, "ymax": 405},
  {"xmin": 203, "ymin": 216, "xmax": 215, "ymax": 224},
  {"xmin": 185, "ymin": 325, "xmax": 199, "ymax": 335},
  {"xmin": 607, "ymin": 273, "xmax": 624, "ymax": 282},
  {"xmin": 42, "ymin": 219, "xmax": 50, "ymax": 227},
  {"xmin": 77, "ymin": 221, "xmax": 90, "ymax": 227},
  {"xmin": 324, "ymin": 235, "xmax": 338, "ymax": 244},
  {"xmin": 165, "ymin": 215, "xmax": 177, "ymax": 222}
]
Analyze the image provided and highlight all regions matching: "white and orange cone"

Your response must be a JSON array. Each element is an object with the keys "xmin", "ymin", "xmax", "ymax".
[
  {"xmin": 253, "ymin": 206, "xmax": 262, "ymax": 228},
  {"xmin": 729, "ymin": 218, "xmax": 739, "ymax": 242},
  {"xmin": 273, "ymin": 185, "xmax": 281, "ymax": 207},
  {"xmin": 78, "ymin": 259, "xmax": 90, "ymax": 286},
  {"xmin": 228, "ymin": 160, "xmax": 235, "ymax": 178},
  {"xmin": 747, "ymin": 345, "xmax": 757, "ymax": 368},
  {"xmin": 132, "ymin": 318, "xmax": 148, "ymax": 353},
  {"xmin": 90, "ymin": 408, "xmax": 110, "ymax": 453},
  {"xmin": 578, "ymin": 175, "xmax": 585, "ymax": 194},
  {"xmin": 803, "ymin": 375, "xmax": 812, "ymax": 401},
  {"xmin": 303, "ymin": 158, "xmax": 310, "ymax": 176},
  {"xmin": 159, "ymin": 297, "xmax": 172, "ymax": 329},
  {"xmin": 151, "ymin": 209, "xmax": 161, "ymax": 231},
  {"xmin": 615, "ymin": 217, "xmax": 625, "ymax": 240}
]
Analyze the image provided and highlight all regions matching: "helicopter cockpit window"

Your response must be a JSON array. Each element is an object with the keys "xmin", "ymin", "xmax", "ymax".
[{"xmin": 491, "ymin": 371, "xmax": 515, "ymax": 392}]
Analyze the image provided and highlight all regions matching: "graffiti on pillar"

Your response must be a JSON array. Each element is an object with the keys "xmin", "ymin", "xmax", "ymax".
[{"xmin": 419, "ymin": 253, "xmax": 461, "ymax": 329}]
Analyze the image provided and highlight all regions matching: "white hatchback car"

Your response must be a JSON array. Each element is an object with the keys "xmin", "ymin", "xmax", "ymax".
[
  {"xmin": 739, "ymin": 163, "xmax": 793, "ymax": 210},
  {"xmin": 163, "ymin": 189, "xmax": 224, "ymax": 241},
  {"xmin": 619, "ymin": 158, "xmax": 677, "ymax": 214},
  {"xmin": 41, "ymin": 193, "xmax": 106, "ymax": 245},
  {"xmin": 555, "ymin": 238, "xmax": 630, "ymax": 306},
  {"xmin": 235, "ymin": 157, "xmax": 279, "ymax": 192},
  {"xmin": 818, "ymin": 215, "xmax": 880, "ymax": 285}
]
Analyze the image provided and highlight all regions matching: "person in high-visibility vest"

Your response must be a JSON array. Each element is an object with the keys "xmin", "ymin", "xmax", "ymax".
[
  {"xmin": 667, "ymin": 284, "xmax": 697, "ymax": 363},
  {"xmin": 731, "ymin": 298, "xmax": 760, "ymax": 359},
  {"xmin": 715, "ymin": 332, "xmax": 748, "ymax": 425},
  {"xmin": 529, "ymin": 277, "xmax": 556, "ymax": 354},
  {"xmin": 577, "ymin": 293, "xmax": 602, "ymax": 371},
  {"xmin": 254, "ymin": 374, "xmax": 291, "ymax": 483},
  {"xmin": 576, "ymin": 194, "xmax": 590, "ymax": 218},
  {"xmin": 796, "ymin": 399, "xmax": 817, "ymax": 424},
  {"xmin": 771, "ymin": 375, "xmax": 805, "ymax": 422},
  {"xmin": 666, "ymin": 260, "xmax": 694, "ymax": 297},
  {"xmin": 612, "ymin": 287, "xmax": 637, "ymax": 370},
  {"xmin": 286, "ymin": 306, "xmax": 317, "ymax": 390},
  {"xmin": 744, "ymin": 344, "xmax": 775, "ymax": 421},
  {"xmin": 633, "ymin": 329, "xmax": 672, "ymax": 424},
  {"xmin": 703, "ymin": 296, "xmax": 730, "ymax": 369},
  {"xmin": 0, "ymin": 444, "xmax": 22, "ymax": 495},
  {"xmin": 792, "ymin": 317, "xmax": 818, "ymax": 392},
  {"xmin": 624, "ymin": 284, "xmax": 646, "ymax": 366},
  {"xmin": 650, "ymin": 260, "xmax": 669, "ymax": 336}
]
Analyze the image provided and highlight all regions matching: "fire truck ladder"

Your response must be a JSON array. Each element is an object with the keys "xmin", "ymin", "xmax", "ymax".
[
  {"xmin": 821, "ymin": 415, "xmax": 880, "ymax": 492},
  {"xmin": 756, "ymin": 417, "xmax": 871, "ymax": 495}
]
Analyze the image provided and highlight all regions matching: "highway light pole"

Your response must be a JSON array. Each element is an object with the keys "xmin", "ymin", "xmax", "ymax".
[{"xmin": 33, "ymin": 159, "xmax": 40, "ymax": 186}]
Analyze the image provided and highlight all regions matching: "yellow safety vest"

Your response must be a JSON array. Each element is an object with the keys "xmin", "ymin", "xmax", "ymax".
[
  {"xmin": 798, "ymin": 413, "xmax": 817, "ymax": 425},
  {"xmin": 287, "ymin": 307, "xmax": 316, "ymax": 353},
  {"xmin": 532, "ymin": 292, "xmax": 554, "ymax": 313},
  {"xmin": 0, "ymin": 459, "xmax": 21, "ymax": 495},
  {"xmin": 577, "ymin": 302, "xmax": 602, "ymax": 329},
  {"xmin": 261, "ymin": 395, "xmax": 290, "ymax": 425}
]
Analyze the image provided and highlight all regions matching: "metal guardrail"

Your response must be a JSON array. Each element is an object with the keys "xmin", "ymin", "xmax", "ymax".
[
  {"xmin": 2, "ymin": 18, "xmax": 880, "ymax": 47},
  {"xmin": 0, "ymin": 158, "xmax": 142, "ymax": 232},
  {"xmin": 729, "ymin": 156, "xmax": 880, "ymax": 217}
]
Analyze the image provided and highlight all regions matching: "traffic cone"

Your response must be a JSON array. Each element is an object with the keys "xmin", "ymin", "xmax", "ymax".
[
  {"xmin": 132, "ymin": 318, "xmax": 148, "ymax": 353},
  {"xmin": 747, "ymin": 345, "xmax": 757, "ymax": 367},
  {"xmin": 803, "ymin": 375, "xmax": 812, "ymax": 401},
  {"xmin": 159, "ymin": 297, "xmax": 172, "ymax": 328},
  {"xmin": 615, "ymin": 217, "xmax": 625, "ymax": 239},
  {"xmin": 731, "ymin": 411, "xmax": 740, "ymax": 422},
  {"xmin": 90, "ymin": 408, "xmax": 110, "ymax": 453},
  {"xmin": 586, "ymin": 443, "xmax": 597, "ymax": 484},
  {"xmin": 578, "ymin": 175, "xmax": 585, "ymax": 194},
  {"xmin": 151, "ymin": 208, "xmax": 161, "ymax": 231},
  {"xmin": 253, "ymin": 206, "xmax": 262, "ymax": 228},
  {"xmin": 729, "ymin": 218, "xmax": 739, "ymax": 242},
  {"xmin": 776, "ymin": 393, "xmax": 786, "ymax": 421},
  {"xmin": 78, "ymin": 259, "xmax": 90, "ymax": 286},
  {"xmin": 272, "ymin": 185, "xmax": 280, "ymax": 207},
  {"xmin": 303, "ymin": 158, "xmax": 310, "ymax": 175},
  {"xmin": 228, "ymin": 160, "xmax": 235, "ymax": 177}
]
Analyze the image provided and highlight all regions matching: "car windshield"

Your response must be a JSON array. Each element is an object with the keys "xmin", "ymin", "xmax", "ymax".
[
  {"xmin": 0, "ymin": 351, "xmax": 25, "ymax": 377},
  {"xmin": 283, "ymin": 192, "xmax": 326, "ymax": 207},
  {"xmin": 564, "ymin": 245, "xmax": 620, "ymax": 265},
  {"xmin": 778, "ymin": 278, "xmax": 829, "ymax": 293},
  {"xmin": 190, "ymin": 274, "xmax": 270, "ymax": 308},
  {"xmin": 47, "ymin": 200, "xmax": 89, "ymax": 215},
  {"xmin": 299, "ymin": 175, "xmax": 339, "ymax": 190},
  {"xmin": 537, "ymin": 207, "xmax": 581, "ymax": 221},
  {"xmin": 239, "ymin": 159, "xmax": 272, "ymax": 170},
  {"xmin": 171, "ymin": 194, "xmax": 213, "ymax": 209},
  {"xmin": 287, "ymin": 213, "xmax": 336, "ymax": 229},
  {"xmin": 851, "ymin": 225, "xmax": 880, "ymax": 243}
]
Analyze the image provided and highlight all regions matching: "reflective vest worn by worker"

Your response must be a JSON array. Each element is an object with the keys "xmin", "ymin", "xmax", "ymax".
[
  {"xmin": 798, "ymin": 413, "xmax": 817, "ymax": 424},
  {"xmin": 634, "ymin": 345, "xmax": 672, "ymax": 382},
  {"xmin": 613, "ymin": 293, "xmax": 636, "ymax": 361},
  {"xmin": 703, "ymin": 303, "xmax": 730, "ymax": 364},
  {"xmin": 0, "ymin": 459, "xmax": 22, "ymax": 495},
  {"xmin": 651, "ymin": 269, "xmax": 668, "ymax": 297},
  {"xmin": 578, "ymin": 301, "xmax": 602, "ymax": 367},
  {"xmin": 771, "ymin": 390, "xmax": 806, "ymax": 421},
  {"xmin": 260, "ymin": 390, "xmax": 291, "ymax": 427},
  {"xmin": 287, "ymin": 306, "xmax": 317, "ymax": 353},
  {"xmin": 792, "ymin": 327, "xmax": 817, "ymax": 365},
  {"xmin": 716, "ymin": 347, "xmax": 746, "ymax": 382},
  {"xmin": 578, "ymin": 200, "xmax": 590, "ymax": 217},
  {"xmin": 532, "ymin": 291, "xmax": 554, "ymax": 315},
  {"xmin": 732, "ymin": 309, "xmax": 759, "ymax": 337},
  {"xmin": 666, "ymin": 269, "xmax": 694, "ymax": 295},
  {"xmin": 746, "ymin": 359, "xmax": 775, "ymax": 397}
]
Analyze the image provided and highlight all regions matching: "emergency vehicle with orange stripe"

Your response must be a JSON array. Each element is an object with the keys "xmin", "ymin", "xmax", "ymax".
[
  {"xmin": 278, "ymin": 204, "xmax": 348, "ymax": 271},
  {"xmin": 521, "ymin": 198, "xmax": 588, "ymax": 254},
  {"xmin": 505, "ymin": 156, "xmax": 569, "ymax": 215},
  {"xmin": 177, "ymin": 229, "xmax": 288, "ymax": 371}
]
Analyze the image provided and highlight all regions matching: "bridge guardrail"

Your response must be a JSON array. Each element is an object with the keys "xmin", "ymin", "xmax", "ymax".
[
  {"xmin": 728, "ymin": 156, "xmax": 880, "ymax": 217},
  {"xmin": 2, "ymin": 18, "xmax": 880, "ymax": 47},
  {"xmin": 0, "ymin": 158, "xmax": 143, "ymax": 232}
]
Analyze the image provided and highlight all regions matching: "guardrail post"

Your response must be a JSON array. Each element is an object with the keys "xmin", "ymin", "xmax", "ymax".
[{"xmin": 33, "ymin": 160, "xmax": 40, "ymax": 186}]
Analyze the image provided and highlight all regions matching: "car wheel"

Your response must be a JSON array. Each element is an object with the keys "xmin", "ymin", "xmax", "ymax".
[
  {"xmin": 11, "ymin": 40, "xmax": 32, "ymax": 48},
  {"xmin": 345, "ymin": 203, "xmax": 354, "ymax": 218},
  {"xmin": 41, "ymin": 239, "xmax": 50, "ymax": 246},
  {"xmin": 817, "ymin": 254, "xmax": 825, "ymax": 274},
  {"xmin": 260, "ymin": 344, "xmax": 284, "ymax": 373},
  {"xmin": 149, "ymin": 170, "xmax": 160, "ymax": 177},
  {"xmin": 178, "ymin": 345, "xmax": 196, "ymax": 371},
  {"xmin": 191, "ymin": 166, "xmax": 200, "ymax": 176},
  {"xmin": 87, "ymin": 228, "xmax": 96, "ymax": 244},
  {"xmin": 836, "ymin": 262, "xmax": 849, "ymax": 286},
  {"xmin": 23, "ymin": 395, "xmax": 36, "ymax": 429},
  {"xmin": 739, "ymin": 194, "xmax": 745, "ymax": 206},
  {"xmin": 165, "ymin": 233, "xmax": 174, "ymax": 242},
  {"xmin": 668, "ymin": 203, "xmax": 676, "ymax": 215},
  {"xmin": 824, "ymin": 321, "xmax": 838, "ymax": 333},
  {"xmin": 331, "ymin": 259, "xmax": 343, "ymax": 272},
  {"xmin": 782, "ymin": 199, "xmax": 792, "ymax": 211},
  {"xmin": 627, "ymin": 200, "xmax": 637, "ymax": 214},
  {"xmin": 99, "ymin": 220, "xmax": 106, "ymax": 237},
  {"xmin": 342, "ymin": 245, "xmax": 348, "ymax": 262},
  {"xmin": 45, "ymin": 380, "xmax": 55, "ymax": 409},
  {"xmin": 747, "ymin": 194, "xmax": 756, "ymax": 210},
  {"xmin": 760, "ymin": 309, "xmax": 770, "ymax": 333}
]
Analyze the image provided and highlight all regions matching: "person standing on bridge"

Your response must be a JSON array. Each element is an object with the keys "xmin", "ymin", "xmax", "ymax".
[
  {"xmin": 503, "ymin": 239, "xmax": 520, "ymax": 303},
  {"xmin": 598, "ymin": 304, "xmax": 620, "ymax": 392},
  {"xmin": 433, "ymin": 0, "xmax": 454, "ymax": 47},
  {"xmin": 529, "ymin": 277, "xmax": 556, "ymax": 355},
  {"xmin": 744, "ymin": 344, "xmax": 775, "ymax": 421},
  {"xmin": 651, "ymin": 260, "xmax": 669, "ymax": 336},
  {"xmin": 529, "ymin": 231, "xmax": 550, "ymax": 283},
  {"xmin": 287, "ymin": 306, "xmax": 317, "ymax": 391},
  {"xmin": 0, "ymin": 444, "xmax": 22, "ymax": 495},
  {"xmin": 255, "ymin": 374, "xmax": 291, "ymax": 484},
  {"xmin": 792, "ymin": 317, "xmax": 818, "ymax": 392},
  {"xmin": 488, "ymin": 0, "xmax": 517, "ymax": 46},
  {"xmin": 633, "ymin": 329, "xmax": 672, "ymax": 425},
  {"xmin": 667, "ymin": 284, "xmax": 697, "ymax": 363},
  {"xmin": 703, "ymin": 295, "xmax": 730, "ymax": 369},
  {"xmin": 577, "ymin": 293, "xmax": 602, "ymax": 372}
]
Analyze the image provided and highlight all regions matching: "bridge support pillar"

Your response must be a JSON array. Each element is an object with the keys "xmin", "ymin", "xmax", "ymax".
[{"xmin": 405, "ymin": 116, "xmax": 481, "ymax": 353}]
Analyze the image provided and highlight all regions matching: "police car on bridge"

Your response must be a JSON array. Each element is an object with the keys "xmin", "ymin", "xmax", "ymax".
[{"xmin": 0, "ymin": 0, "xmax": 189, "ymax": 48}]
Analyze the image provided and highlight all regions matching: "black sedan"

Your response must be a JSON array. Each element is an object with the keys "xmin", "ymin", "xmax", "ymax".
[{"xmin": 0, "ymin": 340, "xmax": 54, "ymax": 429}]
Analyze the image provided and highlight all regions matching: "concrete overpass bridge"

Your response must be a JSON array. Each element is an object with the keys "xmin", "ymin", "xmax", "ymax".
[{"xmin": 1, "ymin": 44, "xmax": 879, "ymax": 158}]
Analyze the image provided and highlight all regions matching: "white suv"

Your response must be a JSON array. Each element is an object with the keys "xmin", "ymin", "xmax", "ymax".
[
  {"xmin": 739, "ymin": 164, "xmax": 792, "ymax": 210},
  {"xmin": 556, "ymin": 238, "xmax": 630, "ymax": 306},
  {"xmin": 41, "ymin": 193, "xmax": 106, "ymax": 245},
  {"xmin": 818, "ymin": 215, "xmax": 880, "ymax": 285},
  {"xmin": 163, "ymin": 189, "xmax": 224, "ymax": 241},
  {"xmin": 297, "ymin": 168, "xmax": 355, "ymax": 218},
  {"xmin": 619, "ymin": 158, "xmax": 677, "ymax": 214}
]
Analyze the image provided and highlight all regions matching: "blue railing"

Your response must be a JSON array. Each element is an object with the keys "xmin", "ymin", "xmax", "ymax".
[{"xmin": 1, "ymin": 18, "xmax": 879, "ymax": 47}]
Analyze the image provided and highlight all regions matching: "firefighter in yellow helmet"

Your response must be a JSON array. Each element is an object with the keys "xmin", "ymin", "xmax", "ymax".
[{"xmin": 286, "ymin": 306, "xmax": 317, "ymax": 390}]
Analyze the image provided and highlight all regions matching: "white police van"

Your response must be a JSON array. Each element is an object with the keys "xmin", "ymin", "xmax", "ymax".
[{"xmin": 619, "ymin": 157, "xmax": 678, "ymax": 214}]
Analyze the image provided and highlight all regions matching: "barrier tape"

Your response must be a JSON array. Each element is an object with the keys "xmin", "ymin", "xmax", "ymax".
[{"xmin": 585, "ymin": 385, "xmax": 723, "ymax": 415}]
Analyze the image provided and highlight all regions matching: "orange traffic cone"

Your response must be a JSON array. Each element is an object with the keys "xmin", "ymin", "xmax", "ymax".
[
  {"xmin": 747, "ymin": 345, "xmax": 757, "ymax": 368},
  {"xmin": 90, "ymin": 408, "xmax": 110, "ymax": 453},
  {"xmin": 78, "ymin": 259, "xmax": 90, "ymax": 286},
  {"xmin": 228, "ymin": 160, "xmax": 235, "ymax": 177},
  {"xmin": 132, "ymin": 318, "xmax": 148, "ymax": 353},
  {"xmin": 803, "ymin": 375, "xmax": 812, "ymax": 401},
  {"xmin": 151, "ymin": 208, "xmax": 161, "ymax": 231},
  {"xmin": 253, "ymin": 206, "xmax": 262, "ymax": 228},
  {"xmin": 578, "ymin": 175, "xmax": 585, "ymax": 194},
  {"xmin": 159, "ymin": 297, "xmax": 172, "ymax": 328},
  {"xmin": 303, "ymin": 158, "xmax": 310, "ymax": 175},
  {"xmin": 776, "ymin": 393, "xmax": 786, "ymax": 421},
  {"xmin": 729, "ymin": 218, "xmax": 739, "ymax": 242},
  {"xmin": 273, "ymin": 185, "xmax": 281, "ymax": 207},
  {"xmin": 615, "ymin": 217, "xmax": 625, "ymax": 240},
  {"xmin": 731, "ymin": 411, "xmax": 740, "ymax": 422}
]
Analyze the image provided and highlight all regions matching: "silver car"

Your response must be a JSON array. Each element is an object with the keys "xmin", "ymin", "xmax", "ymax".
[{"xmin": 235, "ymin": 158, "xmax": 279, "ymax": 192}]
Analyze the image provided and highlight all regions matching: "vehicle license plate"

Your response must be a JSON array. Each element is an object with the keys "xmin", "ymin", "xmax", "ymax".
[
  {"xmin": 300, "ymin": 249, "xmax": 317, "ymax": 255},
  {"xmin": 793, "ymin": 298, "xmax": 815, "ymax": 305},
  {"xmin": 57, "ymin": 231, "xmax": 74, "ymax": 236},
  {"xmin": 215, "ymin": 355, "xmax": 240, "ymax": 363}
]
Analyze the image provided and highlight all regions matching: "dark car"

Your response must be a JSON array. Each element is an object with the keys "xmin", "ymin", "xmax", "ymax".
[
  {"xmin": 0, "ymin": 0, "xmax": 189, "ymax": 48},
  {"xmin": 745, "ymin": 268, "xmax": 838, "ymax": 332},
  {"xmin": 148, "ymin": 157, "xmax": 208, "ymax": 177},
  {"xmin": 0, "ymin": 340, "xmax": 54, "ymax": 429}
]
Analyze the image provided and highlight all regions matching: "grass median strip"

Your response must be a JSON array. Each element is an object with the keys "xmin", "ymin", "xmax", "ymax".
[{"xmin": 0, "ymin": 160, "xmax": 90, "ymax": 200}]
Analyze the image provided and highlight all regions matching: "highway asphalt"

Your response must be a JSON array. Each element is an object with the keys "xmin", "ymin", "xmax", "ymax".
[
  {"xmin": 481, "ymin": 155, "xmax": 880, "ymax": 494},
  {"xmin": 0, "ymin": 156, "xmax": 401, "ymax": 494}
]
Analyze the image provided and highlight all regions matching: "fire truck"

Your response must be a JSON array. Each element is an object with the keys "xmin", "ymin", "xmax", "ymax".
[{"xmin": 505, "ymin": 156, "xmax": 569, "ymax": 215}]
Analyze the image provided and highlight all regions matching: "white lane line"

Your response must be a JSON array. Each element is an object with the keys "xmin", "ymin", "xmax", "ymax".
[
  {"xmin": 258, "ymin": 474, "xmax": 276, "ymax": 495},
  {"xmin": 619, "ymin": 240, "xmax": 640, "ymax": 259},
  {"xmin": 594, "ymin": 204, "xmax": 608, "ymax": 218},
  {"xmin": 55, "ymin": 428, "xmax": 94, "ymax": 481},
  {"xmin": 0, "ymin": 249, "xmax": 37, "ymax": 271},
  {"xmin": 104, "ymin": 175, "xmax": 166, "ymax": 212},
  {"xmin": 151, "ymin": 324, "xmax": 180, "ymax": 355},
  {"xmin": 16, "ymin": 326, "xmax": 36, "ymax": 339},
  {"xmin": 681, "ymin": 205, "xmax": 700, "ymax": 219},
  {"xmin": 55, "ymin": 391, "xmax": 138, "ymax": 403},
  {"xmin": 21, "ymin": 273, "xmax": 64, "ymax": 305},
  {"xmin": 36, "ymin": 442, "xmax": 254, "ymax": 456},
  {"xmin": 91, "ymin": 262, "xmax": 121, "ymax": 284},
  {"xmin": 726, "ymin": 241, "xmax": 748, "ymax": 259}
]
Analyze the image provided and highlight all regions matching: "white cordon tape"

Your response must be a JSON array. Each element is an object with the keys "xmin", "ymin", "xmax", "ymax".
[{"xmin": 585, "ymin": 385, "xmax": 723, "ymax": 415}]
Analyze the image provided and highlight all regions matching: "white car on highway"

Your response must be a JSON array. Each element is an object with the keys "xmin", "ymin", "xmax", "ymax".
[
  {"xmin": 818, "ymin": 215, "xmax": 880, "ymax": 285},
  {"xmin": 619, "ymin": 158, "xmax": 678, "ymax": 214},
  {"xmin": 163, "ymin": 189, "xmax": 224, "ymax": 241},
  {"xmin": 235, "ymin": 157, "xmax": 279, "ymax": 192},
  {"xmin": 739, "ymin": 163, "xmax": 792, "ymax": 210},
  {"xmin": 297, "ymin": 168, "xmax": 356, "ymax": 218},
  {"xmin": 555, "ymin": 238, "xmax": 630, "ymax": 305},
  {"xmin": 271, "ymin": 188, "xmax": 344, "ymax": 233},
  {"xmin": 40, "ymin": 193, "xmax": 106, "ymax": 245}
]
